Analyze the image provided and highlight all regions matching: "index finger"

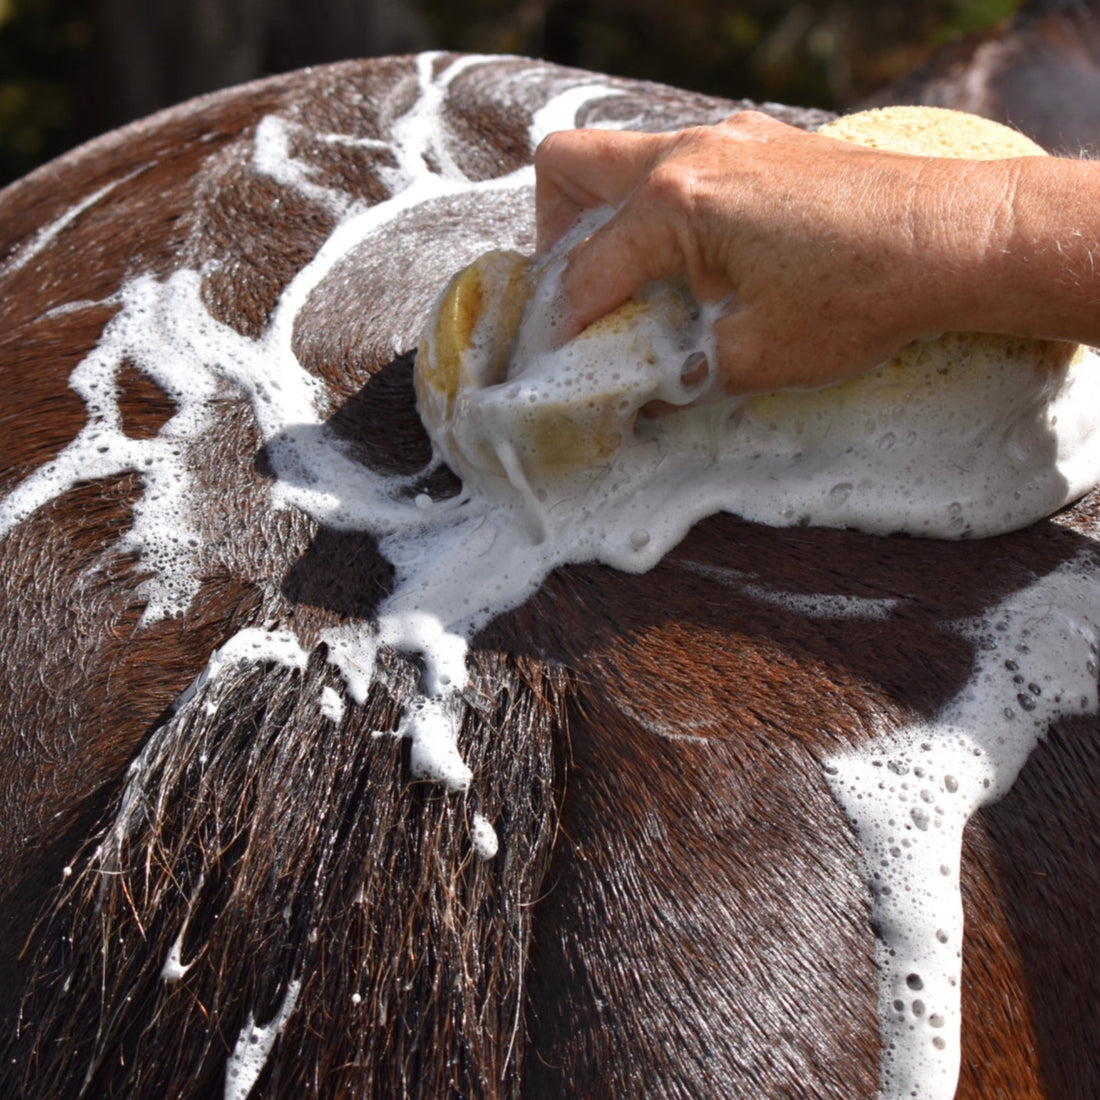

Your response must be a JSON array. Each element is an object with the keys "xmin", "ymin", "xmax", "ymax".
[{"xmin": 533, "ymin": 128, "xmax": 665, "ymax": 251}]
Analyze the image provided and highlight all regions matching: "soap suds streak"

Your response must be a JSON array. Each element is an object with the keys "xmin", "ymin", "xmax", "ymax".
[
  {"xmin": 224, "ymin": 978, "xmax": 302, "ymax": 1100},
  {"xmin": 676, "ymin": 558, "xmax": 902, "ymax": 620},
  {"xmin": 252, "ymin": 115, "xmax": 357, "ymax": 218},
  {"xmin": 161, "ymin": 874, "xmax": 205, "ymax": 983},
  {"xmin": 0, "ymin": 170, "xmax": 142, "ymax": 278},
  {"xmin": 827, "ymin": 553, "xmax": 1100, "ymax": 1099},
  {"xmin": 172, "ymin": 628, "xmax": 309, "ymax": 716}
]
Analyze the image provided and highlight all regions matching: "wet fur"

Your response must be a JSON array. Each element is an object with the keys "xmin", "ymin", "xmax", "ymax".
[{"xmin": 0, "ymin": 54, "xmax": 1098, "ymax": 1099}]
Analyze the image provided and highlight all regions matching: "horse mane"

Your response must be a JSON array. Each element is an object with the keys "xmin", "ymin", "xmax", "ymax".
[{"xmin": 6, "ymin": 647, "xmax": 563, "ymax": 1098}]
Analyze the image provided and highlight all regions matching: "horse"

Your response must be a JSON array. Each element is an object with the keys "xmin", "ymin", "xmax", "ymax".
[
  {"xmin": 862, "ymin": 0, "xmax": 1100, "ymax": 155},
  {"xmin": 0, "ymin": 53, "xmax": 1097, "ymax": 1099}
]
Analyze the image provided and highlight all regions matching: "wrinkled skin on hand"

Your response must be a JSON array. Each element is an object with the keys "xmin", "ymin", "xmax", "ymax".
[{"xmin": 534, "ymin": 111, "xmax": 1099, "ymax": 394}]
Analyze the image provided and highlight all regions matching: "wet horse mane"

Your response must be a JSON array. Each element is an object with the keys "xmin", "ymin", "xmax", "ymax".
[{"xmin": 0, "ymin": 53, "xmax": 1098, "ymax": 1099}]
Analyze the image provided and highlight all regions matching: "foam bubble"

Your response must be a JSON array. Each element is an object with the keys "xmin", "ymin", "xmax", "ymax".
[{"xmin": 470, "ymin": 813, "xmax": 499, "ymax": 860}]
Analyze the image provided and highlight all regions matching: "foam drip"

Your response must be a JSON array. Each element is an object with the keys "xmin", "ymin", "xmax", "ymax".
[
  {"xmin": 224, "ymin": 978, "xmax": 302, "ymax": 1100},
  {"xmin": 319, "ymin": 685, "xmax": 345, "ymax": 723},
  {"xmin": 826, "ymin": 555, "xmax": 1100, "ymax": 1099},
  {"xmin": 470, "ymin": 812, "xmax": 499, "ymax": 860},
  {"xmin": 161, "ymin": 875, "xmax": 204, "ymax": 983}
]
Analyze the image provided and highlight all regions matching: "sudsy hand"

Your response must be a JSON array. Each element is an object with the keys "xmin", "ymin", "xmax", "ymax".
[{"xmin": 534, "ymin": 111, "xmax": 1083, "ymax": 394}]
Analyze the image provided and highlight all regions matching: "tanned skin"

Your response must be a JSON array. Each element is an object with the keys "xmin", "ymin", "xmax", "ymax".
[{"xmin": 535, "ymin": 111, "xmax": 1100, "ymax": 394}]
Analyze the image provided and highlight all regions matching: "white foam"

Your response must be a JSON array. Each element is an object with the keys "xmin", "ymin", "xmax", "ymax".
[
  {"xmin": 206, "ymin": 628, "xmax": 309, "ymax": 678},
  {"xmin": 826, "ymin": 555, "xmax": 1100, "ymax": 1099},
  {"xmin": 224, "ymin": 977, "xmax": 302, "ymax": 1100},
  {"xmin": 252, "ymin": 115, "xmax": 354, "ymax": 218},
  {"xmin": 470, "ymin": 813, "xmax": 499, "ymax": 860},
  {"xmin": 374, "ymin": 693, "xmax": 471, "ymax": 791},
  {"xmin": 319, "ymin": 624, "xmax": 379, "ymax": 705},
  {"xmin": 160, "ymin": 875, "xmax": 204, "ymax": 982},
  {"xmin": 319, "ymin": 685, "xmax": 345, "ymax": 723},
  {"xmin": 528, "ymin": 83, "xmax": 624, "ymax": 148},
  {"xmin": 161, "ymin": 927, "xmax": 194, "ymax": 982},
  {"xmin": 173, "ymin": 627, "xmax": 309, "ymax": 715}
]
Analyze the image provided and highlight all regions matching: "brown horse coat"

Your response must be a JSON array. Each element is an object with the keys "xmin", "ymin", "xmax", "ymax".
[{"xmin": 0, "ymin": 53, "xmax": 1096, "ymax": 1099}]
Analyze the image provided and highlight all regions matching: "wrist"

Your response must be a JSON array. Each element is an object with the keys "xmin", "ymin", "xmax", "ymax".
[{"xmin": 918, "ymin": 155, "xmax": 1100, "ymax": 348}]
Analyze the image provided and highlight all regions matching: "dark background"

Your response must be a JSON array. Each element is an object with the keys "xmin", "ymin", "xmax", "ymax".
[{"xmin": 0, "ymin": 0, "xmax": 1021, "ymax": 187}]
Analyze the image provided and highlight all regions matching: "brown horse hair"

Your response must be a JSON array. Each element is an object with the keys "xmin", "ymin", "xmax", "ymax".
[
  {"xmin": 2, "ymin": 52, "xmax": 1100, "ymax": 1100},
  {"xmin": 5, "ymin": 646, "xmax": 566, "ymax": 1099}
]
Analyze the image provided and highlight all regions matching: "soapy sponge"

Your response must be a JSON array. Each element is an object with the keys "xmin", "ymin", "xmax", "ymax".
[{"xmin": 414, "ymin": 106, "xmax": 1094, "ymax": 540}]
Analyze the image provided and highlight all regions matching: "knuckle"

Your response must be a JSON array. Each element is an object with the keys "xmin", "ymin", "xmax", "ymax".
[
  {"xmin": 532, "ymin": 131, "xmax": 562, "ymax": 168},
  {"xmin": 720, "ymin": 109, "xmax": 780, "ymax": 136},
  {"xmin": 643, "ymin": 159, "xmax": 696, "ymax": 212},
  {"xmin": 533, "ymin": 129, "xmax": 577, "ymax": 169}
]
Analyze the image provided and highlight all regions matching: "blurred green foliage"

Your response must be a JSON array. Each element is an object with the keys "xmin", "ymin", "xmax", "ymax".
[
  {"xmin": 0, "ymin": 0, "xmax": 1022, "ymax": 188},
  {"xmin": 418, "ymin": 0, "xmax": 1023, "ymax": 108},
  {"xmin": 0, "ymin": 0, "xmax": 91, "ymax": 184}
]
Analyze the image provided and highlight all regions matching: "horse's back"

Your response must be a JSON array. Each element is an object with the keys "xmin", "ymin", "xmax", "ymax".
[{"xmin": 0, "ymin": 53, "xmax": 1097, "ymax": 1100}]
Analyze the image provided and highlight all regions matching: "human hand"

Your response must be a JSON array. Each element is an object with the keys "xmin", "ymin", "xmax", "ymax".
[{"xmin": 534, "ymin": 111, "xmax": 1016, "ymax": 394}]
